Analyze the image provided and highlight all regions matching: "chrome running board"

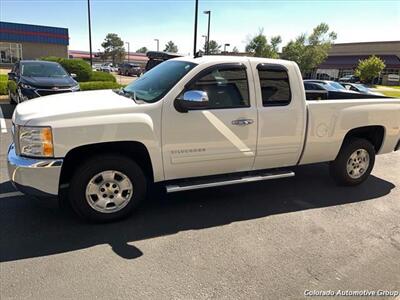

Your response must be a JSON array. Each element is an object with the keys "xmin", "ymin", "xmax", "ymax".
[{"xmin": 165, "ymin": 171, "xmax": 295, "ymax": 193}]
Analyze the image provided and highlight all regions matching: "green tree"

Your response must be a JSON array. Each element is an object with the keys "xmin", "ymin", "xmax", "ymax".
[
  {"xmin": 164, "ymin": 41, "xmax": 178, "ymax": 53},
  {"xmin": 232, "ymin": 46, "xmax": 239, "ymax": 53},
  {"xmin": 281, "ymin": 23, "xmax": 337, "ymax": 75},
  {"xmin": 355, "ymin": 55, "xmax": 385, "ymax": 83},
  {"xmin": 136, "ymin": 47, "xmax": 148, "ymax": 53},
  {"xmin": 101, "ymin": 33, "xmax": 125, "ymax": 65},
  {"xmin": 245, "ymin": 29, "xmax": 281, "ymax": 58},
  {"xmin": 204, "ymin": 40, "xmax": 221, "ymax": 54}
]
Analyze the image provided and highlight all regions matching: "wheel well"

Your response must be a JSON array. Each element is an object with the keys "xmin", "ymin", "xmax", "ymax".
[
  {"xmin": 59, "ymin": 141, "xmax": 154, "ymax": 187},
  {"xmin": 342, "ymin": 126, "xmax": 385, "ymax": 153}
]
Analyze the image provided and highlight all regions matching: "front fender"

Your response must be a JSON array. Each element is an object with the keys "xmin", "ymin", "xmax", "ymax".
[{"xmin": 44, "ymin": 112, "xmax": 164, "ymax": 181}]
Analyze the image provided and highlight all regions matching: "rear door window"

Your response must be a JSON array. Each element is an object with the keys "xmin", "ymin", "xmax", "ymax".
[{"xmin": 257, "ymin": 64, "xmax": 291, "ymax": 106}]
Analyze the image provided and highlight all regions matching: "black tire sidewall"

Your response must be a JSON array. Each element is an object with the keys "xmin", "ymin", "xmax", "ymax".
[
  {"xmin": 69, "ymin": 155, "xmax": 147, "ymax": 222},
  {"xmin": 330, "ymin": 138, "xmax": 375, "ymax": 186}
]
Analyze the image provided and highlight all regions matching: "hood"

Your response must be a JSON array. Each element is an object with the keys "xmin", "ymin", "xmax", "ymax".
[
  {"xmin": 13, "ymin": 90, "xmax": 139, "ymax": 125},
  {"xmin": 21, "ymin": 76, "xmax": 77, "ymax": 88}
]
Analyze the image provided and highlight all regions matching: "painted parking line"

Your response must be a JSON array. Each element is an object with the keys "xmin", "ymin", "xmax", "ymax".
[
  {"xmin": 0, "ymin": 191, "xmax": 24, "ymax": 199},
  {"xmin": 0, "ymin": 105, "xmax": 7, "ymax": 133}
]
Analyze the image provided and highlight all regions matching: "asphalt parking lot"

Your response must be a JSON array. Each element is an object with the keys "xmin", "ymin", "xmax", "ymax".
[{"xmin": 0, "ymin": 103, "xmax": 399, "ymax": 299}]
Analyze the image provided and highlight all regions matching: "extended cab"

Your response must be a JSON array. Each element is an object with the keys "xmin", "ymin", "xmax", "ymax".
[{"xmin": 8, "ymin": 56, "xmax": 400, "ymax": 222}]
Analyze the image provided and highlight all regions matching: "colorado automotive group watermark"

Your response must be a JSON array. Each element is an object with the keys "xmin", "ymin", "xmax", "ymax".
[{"xmin": 304, "ymin": 289, "xmax": 399, "ymax": 297}]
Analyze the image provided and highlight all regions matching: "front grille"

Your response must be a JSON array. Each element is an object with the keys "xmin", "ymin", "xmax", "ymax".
[{"xmin": 36, "ymin": 89, "xmax": 72, "ymax": 97}]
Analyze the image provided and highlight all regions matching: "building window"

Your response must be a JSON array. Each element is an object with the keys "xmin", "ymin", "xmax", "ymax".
[{"xmin": 0, "ymin": 42, "xmax": 23, "ymax": 63}]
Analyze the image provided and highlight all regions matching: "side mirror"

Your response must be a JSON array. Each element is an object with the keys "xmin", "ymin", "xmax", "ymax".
[
  {"xmin": 70, "ymin": 73, "xmax": 77, "ymax": 79},
  {"xmin": 174, "ymin": 90, "xmax": 209, "ymax": 113}
]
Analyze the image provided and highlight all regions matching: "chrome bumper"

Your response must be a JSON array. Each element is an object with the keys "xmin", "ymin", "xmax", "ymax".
[{"xmin": 7, "ymin": 144, "xmax": 63, "ymax": 197}]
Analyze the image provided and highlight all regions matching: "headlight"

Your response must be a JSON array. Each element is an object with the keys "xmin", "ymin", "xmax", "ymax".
[
  {"xmin": 18, "ymin": 126, "xmax": 54, "ymax": 157},
  {"xmin": 20, "ymin": 83, "xmax": 34, "ymax": 89},
  {"xmin": 71, "ymin": 84, "xmax": 80, "ymax": 91}
]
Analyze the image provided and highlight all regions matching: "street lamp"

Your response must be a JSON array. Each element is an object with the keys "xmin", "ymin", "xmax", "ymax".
[
  {"xmin": 154, "ymin": 39, "xmax": 159, "ymax": 51},
  {"xmin": 202, "ymin": 35, "xmax": 207, "ymax": 53},
  {"xmin": 125, "ymin": 41, "xmax": 130, "ymax": 63},
  {"xmin": 203, "ymin": 10, "xmax": 211, "ymax": 54},
  {"xmin": 224, "ymin": 43, "xmax": 230, "ymax": 52},
  {"xmin": 87, "ymin": 0, "xmax": 93, "ymax": 66},
  {"xmin": 193, "ymin": 0, "xmax": 199, "ymax": 56},
  {"xmin": 97, "ymin": 48, "xmax": 103, "ymax": 63}
]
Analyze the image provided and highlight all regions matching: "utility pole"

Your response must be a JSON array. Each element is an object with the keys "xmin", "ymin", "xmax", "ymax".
[
  {"xmin": 193, "ymin": 0, "xmax": 199, "ymax": 56},
  {"xmin": 202, "ymin": 35, "xmax": 207, "ymax": 53},
  {"xmin": 87, "ymin": 0, "xmax": 93, "ymax": 66},
  {"xmin": 203, "ymin": 10, "xmax": 211, "ymax": 54},
  {"xmin": 125, "ymin": 42, "xmax": 130, "ymax": 63},
  {"xmin": 154, "ymin": 39, "xmax": 159, "ymax": 51}
]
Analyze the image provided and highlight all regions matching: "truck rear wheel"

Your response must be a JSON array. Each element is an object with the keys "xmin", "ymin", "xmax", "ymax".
[
  {"xmin": 68, "ymin": 155, "xmax": 147, "ymax": 222},
  {"xmin": 329, "ymin": 138, "xmax": 375, "ymax": 186}
]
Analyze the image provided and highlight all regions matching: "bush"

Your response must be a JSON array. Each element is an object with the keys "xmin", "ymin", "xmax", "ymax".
[
  {"xmin": 79, "ymin": 81, "xmax": 123, "ymax": 91},
  {"xmin": 59, "ymin": 59, "xmax": 92, "ymax": 82},
  {"xmin": 0, "ymin": 81, "xmax": 7, "ymax": 95},
  {"xmin": 0, "ymin": 74, "xmax": 8, "ymax": 81},
  {"xmin": 41, "ymin": 57, "xmax": 92, "ymax": 82},
  {"xmin": 355, "ymin": 55, "xmax": 386, "ymax": 83},
  {"xmin": 40, "ymin": 56, "xmax": 63, "ymax": 63},
  {"xmin": 90, "ymin": 71, "xmax": 116, "ymax": 82}
]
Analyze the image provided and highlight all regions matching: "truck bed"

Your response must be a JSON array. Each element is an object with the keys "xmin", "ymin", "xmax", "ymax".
[{"xmin": 300, "ymin": 98, "xmax": 400, "ymax": 165}]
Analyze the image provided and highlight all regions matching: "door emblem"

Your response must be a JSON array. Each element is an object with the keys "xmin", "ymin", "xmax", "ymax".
[{"xmin": 171, "ymin": 148, "xmax": 206, "ymax": 154}]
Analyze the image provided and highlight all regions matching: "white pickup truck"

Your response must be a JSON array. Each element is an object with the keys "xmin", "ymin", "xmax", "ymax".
[{"xmin": 8, "ymin": 56, "xmax": 400, "ymax": 222}]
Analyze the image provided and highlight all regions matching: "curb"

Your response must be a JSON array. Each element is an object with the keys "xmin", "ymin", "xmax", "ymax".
[{"xmin": 0, "ymin": 95, "xmax": 9, "ymax": 103}]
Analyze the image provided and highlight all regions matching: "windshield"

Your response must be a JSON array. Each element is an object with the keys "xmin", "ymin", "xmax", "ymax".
[
  {"xmin": 327, "ymin": 82, "xmax": 346, "ymax": 90},
  {"xmin": 21, "ymin": 62, "xmax": 69, "ymax": 77},
  {"xmin": 353, "ymin": 84, "xmax": 369, "ymax": 92},
  {"xmin": 123, "ymin": 60, "xmax": 197, "ymax": 103}
]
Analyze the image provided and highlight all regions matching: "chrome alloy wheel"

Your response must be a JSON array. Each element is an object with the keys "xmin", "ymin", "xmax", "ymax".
[
  {"xmin": 346, "ymin": 149, "xmax": 370, "ymax": 179},
  {"xmin": 85, "ymin": 170, "xmax": 133, "ymax": 213}
]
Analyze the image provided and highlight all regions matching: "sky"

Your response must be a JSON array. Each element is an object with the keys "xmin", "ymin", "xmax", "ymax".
[{"xmin": 1, "ymin": 0, "xmax": 399, "ymax": 55}]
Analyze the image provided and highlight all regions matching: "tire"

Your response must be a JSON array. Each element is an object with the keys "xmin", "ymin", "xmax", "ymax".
[
  {"xmin": 329, "ymin": 138, "xmax": 375, "ymax": 186},
  {"xmin": 68, "ymin": 155, "xmax": 147, "ymax": 222}
]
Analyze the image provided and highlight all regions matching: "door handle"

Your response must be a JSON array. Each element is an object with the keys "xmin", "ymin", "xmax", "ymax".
[{"xmin": 231, "ymin": 119, "xmax": 254, "ymax": 126}]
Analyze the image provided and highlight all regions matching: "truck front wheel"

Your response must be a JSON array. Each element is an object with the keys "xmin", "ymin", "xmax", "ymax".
[
  {"xmin": 69, "ymin": 155, "xmax": 147, "ymax": 222},
  {"xmin": 329, "ymin": 138, "xmax": 375, "ymax": 186}
]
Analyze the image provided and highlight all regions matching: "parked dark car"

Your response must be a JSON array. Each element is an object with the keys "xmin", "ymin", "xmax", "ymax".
[
  {"xmin": 338, "ymin": 74, "xmax": 360, "ymax": 83},
  {"xmin": 304, "ymin": 80, "xmax": 350, "ymax": 92},
  {"xmin": 303, "ymin": 81, "xmax": 329, "ymax": 100},
  {"xmin": 340, "ymin": 82, "xmax": 384, "ymax": 96},
  {"xmin": 8, "ymin": 60, "xmax": 80, "ymax": 104},
  {"xmin": 145, "ymin": 51, "xmax": 182, "ymax": 72},
  {"xmin": 118, "ymin": 63, "xmax": 142, "ymax": 76},
  {"xmin": 304, "ymin": 81, "xmax": 387, "ymax": 100}
]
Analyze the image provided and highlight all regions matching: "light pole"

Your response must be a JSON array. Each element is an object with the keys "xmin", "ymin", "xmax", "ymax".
[
  {"xmin": 203, "ymin": 10, "xmax": 211, "ymax": 54},
  {"xmin": 193, "ymin": 0, "xmax": 199, "ymax": 55},
  {"xmin": 125, "ymin": 42, "xmax": 130, "ymax": 63},
  {"xmin": 87, "ymin": 0, "xmax": 93, "ymax": 66},
  {"xmin": 224, "ymin": 43, "xmax": 230, "ymax": 52},
  {"xmin": 202, "ymin": 35, "xmax": 207, "ymax": 53},
  {"xmin": 154, "ymin": 39, "xmax": 159, "ymax": 51}
]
